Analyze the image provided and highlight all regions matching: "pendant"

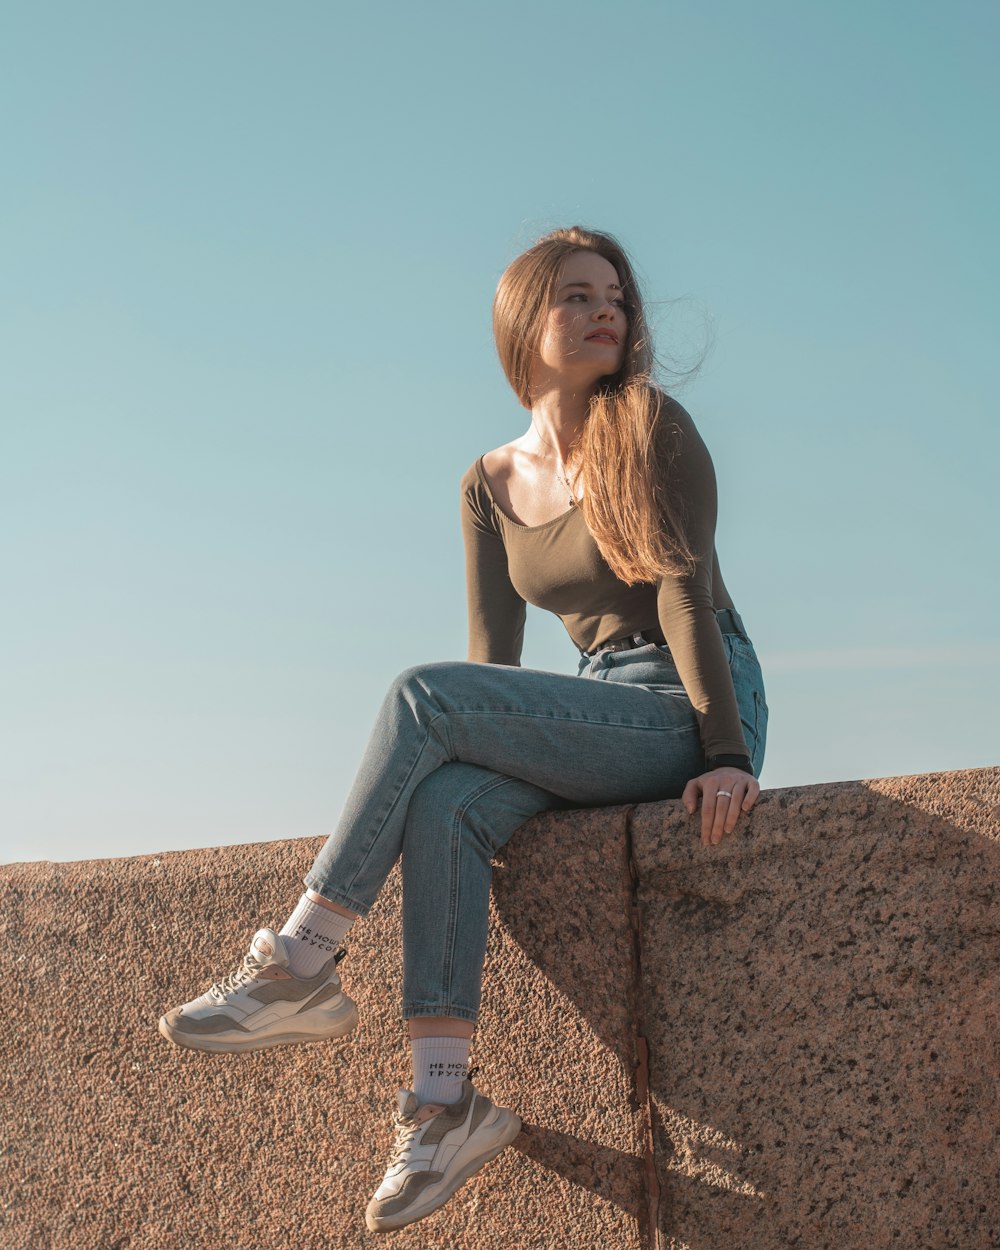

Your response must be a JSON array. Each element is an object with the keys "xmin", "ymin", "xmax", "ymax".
[{"xmin": 559, "ymin": 467, "xmax": 576, "ymax": 508}]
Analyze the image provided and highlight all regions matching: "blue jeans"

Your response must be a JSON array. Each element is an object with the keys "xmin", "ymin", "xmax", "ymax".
[{"xmin": 304, "ymin": 609, "xmax": 768, "ymax": 1024}]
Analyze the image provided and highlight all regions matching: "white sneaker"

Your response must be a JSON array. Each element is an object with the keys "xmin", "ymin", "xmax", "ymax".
[
  {"xmin": 158, "ymin": 927, "xmax": 358, "ymax": 1053},
  {"xmin": 365, "ymin": 1079, "xmax": 521, "ymax": 1232}
]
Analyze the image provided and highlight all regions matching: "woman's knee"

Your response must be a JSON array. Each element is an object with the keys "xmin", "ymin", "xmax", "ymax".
[{"xmin": 387, "ymin": 659, "xmax": 470, "ymax": 706}]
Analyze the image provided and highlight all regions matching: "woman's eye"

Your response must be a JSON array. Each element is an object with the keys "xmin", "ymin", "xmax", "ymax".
[{"xmin": 566, "ymin": 292, "xmax": 626, "ymax": 309}]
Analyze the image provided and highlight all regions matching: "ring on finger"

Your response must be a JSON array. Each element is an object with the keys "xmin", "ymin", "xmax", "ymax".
[{"xmin": 716, "ymin": 790, "xmax": 733, "ymax": 799}]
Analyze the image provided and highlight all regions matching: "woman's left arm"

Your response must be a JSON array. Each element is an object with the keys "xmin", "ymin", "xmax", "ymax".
[{"xmin": 654, "ymin": 397, "xmax": 759, "ymax": 841}]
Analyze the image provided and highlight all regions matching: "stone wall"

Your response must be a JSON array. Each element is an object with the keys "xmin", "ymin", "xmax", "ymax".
[{"xmin": 2, "ymin": 767, "xmax": 997, "ymax": 1249}]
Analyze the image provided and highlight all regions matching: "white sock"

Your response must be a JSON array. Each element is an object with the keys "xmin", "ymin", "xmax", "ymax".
[
  {"xmin": 410, "ymin": 1037, "xmax": 472, "ymax": 1107},
  {"xmin": 279, "ymin": 893, "xmax": 355, "ymax": 978}
]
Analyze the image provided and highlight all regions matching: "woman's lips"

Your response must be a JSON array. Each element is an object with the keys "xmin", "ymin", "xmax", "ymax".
[{"xmin": 585, "ymin": 333, "xmax": 618, "ymax": 344}]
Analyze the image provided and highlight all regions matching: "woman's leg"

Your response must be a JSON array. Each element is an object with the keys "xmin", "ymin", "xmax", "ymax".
[
  {"xmin": 303, "ymin": 656, "xmax": 704, "ymax": 916},
  {"xmin": 363, "ymin": 763, "xmax": 550, "ymax": 1236},
  {"xmin": 399, "ymin": 761, "xmax": 573, "ymax": 1025},
  {"xmin": 363, "ymin": 708, "xmax": 674, "ymax": 1236},
  {"xmin": 307, "ymin": 630, "xmax": 765, "ymax": 1018}
]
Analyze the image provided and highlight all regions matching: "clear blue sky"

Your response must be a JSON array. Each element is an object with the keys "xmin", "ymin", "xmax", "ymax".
[{"xmin": 3, "ymin": 1, "xmax": 997, "ymax": 865}]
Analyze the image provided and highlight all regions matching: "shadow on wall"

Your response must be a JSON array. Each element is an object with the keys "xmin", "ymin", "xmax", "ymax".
[{"xmin": 492, "ymin": 769, "xmax": 1000, "ymax": 1248}]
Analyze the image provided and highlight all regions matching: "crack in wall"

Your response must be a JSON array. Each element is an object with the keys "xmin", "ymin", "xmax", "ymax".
[{"xmin": 624, "ymin": 804, "xmax": 662, "ymax": 1250}]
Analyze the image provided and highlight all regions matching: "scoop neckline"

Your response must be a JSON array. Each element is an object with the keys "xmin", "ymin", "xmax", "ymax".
[{"xmin": 475, "ymin": 454, "xmax": 581, "ymax": 533}]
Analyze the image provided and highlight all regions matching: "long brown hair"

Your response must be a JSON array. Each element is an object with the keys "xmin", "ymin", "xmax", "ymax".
[{"xmin": 492, "ymin": 225, "xmax": 698, "ymax": 583}]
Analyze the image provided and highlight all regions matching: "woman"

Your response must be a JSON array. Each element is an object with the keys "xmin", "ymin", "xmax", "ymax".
[{"xmin": 158, "ymin": 226, "xmax": 768, "ymax": 1233}]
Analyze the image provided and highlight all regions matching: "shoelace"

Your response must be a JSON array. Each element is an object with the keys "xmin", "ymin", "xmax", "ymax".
[
  {"xmin": 206, "ymin": 943, "xmax": 346, "ymax": 1001},
  {"xmin": 387, "ymin": 1114, "xmax": 423, "ymax": 1167},
  {"xmin": 209, "ymin": 951, "xmax": 265, "ymax": 999},
  {"xmin": 387, "ymin": 1073, "xmax": 480, "ymax": 1167}
]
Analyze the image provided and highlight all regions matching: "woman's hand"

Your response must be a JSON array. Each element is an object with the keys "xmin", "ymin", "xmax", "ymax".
[{"xmin": 682, "ymin": 767, "xmax": 760, "ymax": 846}]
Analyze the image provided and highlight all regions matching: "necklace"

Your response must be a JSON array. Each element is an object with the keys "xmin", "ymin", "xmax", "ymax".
[{"xmin": 530, "ymin": 420, "xmax": 577, "ymax": 508}]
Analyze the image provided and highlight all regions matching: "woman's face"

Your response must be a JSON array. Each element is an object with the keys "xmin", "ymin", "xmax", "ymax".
[{"xmin": 532, "ymin": 250, "xmax": 628, "ymax": 385}]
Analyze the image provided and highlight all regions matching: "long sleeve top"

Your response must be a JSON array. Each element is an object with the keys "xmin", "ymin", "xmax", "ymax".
[{"xmin": 460, "ymin": 398, "xmax": 749, "ymax": 759}]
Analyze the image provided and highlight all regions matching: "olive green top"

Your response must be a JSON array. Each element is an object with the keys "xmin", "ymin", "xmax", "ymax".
[{"xmin": 460, "ymin": 400, "xmax": 749, "ymax": 759}]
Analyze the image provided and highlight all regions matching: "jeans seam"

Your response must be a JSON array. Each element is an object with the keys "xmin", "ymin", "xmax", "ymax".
[
  {"xmin": 330, "ymin": 730, "xmax": 443, "ymax": 903},
  {"xmin": 429, "ymin": 709, "xmax": 456, "ymax": 758},
  {"xmin": 448, "ymin": 707, "xmax": 696, "ymax": 734},
  {"xmin": 439, "ymin": 771, "xmax": 516, "ymax": 1020},
  {"xmin": 752, "ymin": 689, "xmax": 767, "ymax": 777}
]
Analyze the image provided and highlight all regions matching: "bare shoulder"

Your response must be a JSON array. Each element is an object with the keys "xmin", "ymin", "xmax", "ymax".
[
  {"xmin": 477, "ymin": 440, "xmax": 547, "ymax": 522},
  {"xmin": 480, "ymin": 443, "xmax": 520, "ymax": 511},
  {"xmin": 480, "ymin": 442, "xmax": 516, "ymax": 485},
  {"xmin": 479, "ymin": 439, "xmax": 572, "ymax": 527}
]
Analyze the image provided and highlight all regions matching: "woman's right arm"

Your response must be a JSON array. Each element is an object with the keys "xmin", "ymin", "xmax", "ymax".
[{"xmin": 460, "ymin": 461, "xmax": 526, "ymax": 666}]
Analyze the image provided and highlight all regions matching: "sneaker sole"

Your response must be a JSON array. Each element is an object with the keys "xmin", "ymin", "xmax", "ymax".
[
  {"xmin": 365, "ymin": 1108, "xmax": 522, "ymax": 1233},
  {"xmin": 157, "ymin": 998, "xmax": 359, "ymax": 1054}
]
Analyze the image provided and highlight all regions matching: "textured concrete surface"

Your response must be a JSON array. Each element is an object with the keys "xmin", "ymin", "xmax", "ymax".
[
  {"xmin": 3, "ymin": 767, "xmax": 998, "ymax": 1250},
  {"xmin": 631, "ymin": 766, "xmax": 1000, "ymax": 1249},
  {"xmin": 1, "ymin": 804, "xmax": 645, "ymax": 1250}
]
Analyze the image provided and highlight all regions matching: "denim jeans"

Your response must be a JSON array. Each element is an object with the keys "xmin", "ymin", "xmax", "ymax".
[{"xmin": 304, "ymin": 609, "xmax": 768, "ymax": 1023}]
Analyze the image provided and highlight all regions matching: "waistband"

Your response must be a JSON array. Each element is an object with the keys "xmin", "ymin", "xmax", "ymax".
[{"xmin": 581, "ymin": 608, "xmax": 749, "ymax": 657}]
